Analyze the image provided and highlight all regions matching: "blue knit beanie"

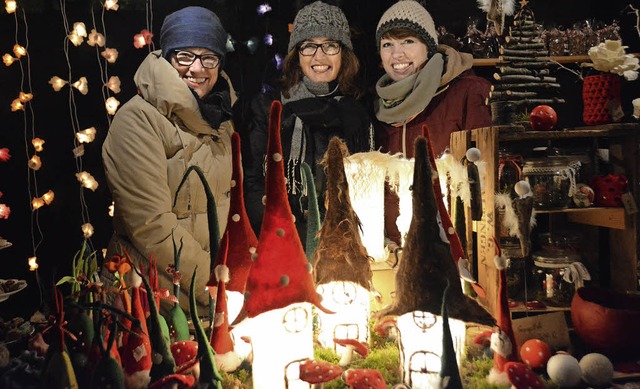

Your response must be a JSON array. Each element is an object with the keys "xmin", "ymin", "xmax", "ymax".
[{"xmin": 160, "ymin": 6, "xmax": 227, "ymax": 66}]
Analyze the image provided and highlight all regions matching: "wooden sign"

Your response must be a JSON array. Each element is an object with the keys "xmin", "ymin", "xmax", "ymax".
[{"xmin": 512, "ymin": 312, "xmax": 570, "ymax": 351}]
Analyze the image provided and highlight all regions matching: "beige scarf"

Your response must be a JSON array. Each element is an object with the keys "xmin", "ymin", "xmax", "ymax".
[{"xmin": 375, "ymin": 53, "xmax": 444, "ymax": 125}]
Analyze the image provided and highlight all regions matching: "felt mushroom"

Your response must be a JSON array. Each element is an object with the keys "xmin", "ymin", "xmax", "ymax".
[
  {"xmin": 170, "ymin": 340, "xmax": 199, "ymax": 380},
  {"xmin": 299, "ymin": 359, "xmax": 343, "ymax": 388},
  {"xmin": 147, "ymin": 373, "xmax": 195, "ymax": 389},
  {"xmin": 374, "ymin": 316, "xmax": 398, "ymax": 339},
  {"xmin": 342, "ymin": 368, "xmax": 386, "ymax": 389},
  {"xmin": 333, "ymin": 338, "xmax": 369, "ymax": 367},
  {"xmin": 504, "ymin": 362, "xmax": 544, "ymax": 389}
]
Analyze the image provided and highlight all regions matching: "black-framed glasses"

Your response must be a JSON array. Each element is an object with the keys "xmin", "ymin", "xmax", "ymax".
[
  {"xmin": 298, "ymin": 41, "xmax": 341, "ymax": 56},
  {"xmin": 172, "ymin": 50, "xmax": 220, "ymax": 69}
]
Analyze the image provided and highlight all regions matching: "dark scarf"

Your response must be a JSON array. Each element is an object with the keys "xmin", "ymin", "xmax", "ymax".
[{"xmin": 193, "ymin": 77, "xmax": 232, "ymax": 129}]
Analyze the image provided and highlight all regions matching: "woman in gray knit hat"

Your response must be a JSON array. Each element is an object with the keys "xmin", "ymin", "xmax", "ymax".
[
  {"xmin": 103, "ymin": 6, "xmax": 236, "ymax": 316},
  {"xmin": 244, "ymin": 1, "xmax": 374, "ymax": 243},
  {"xmin": 374, "ymin": 0, "xmax": 492, "ymax": 247}
]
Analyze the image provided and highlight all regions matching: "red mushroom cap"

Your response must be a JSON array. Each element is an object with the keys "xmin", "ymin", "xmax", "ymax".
[
  {"xmin": 299, "ymin": 359, "xmax": 343, "ymax": 384},
  {"xmin": 342, "ymin": 368, "xmax": 386, "ymax": 389},
  {"xmin": 504, "ymin": 362, "xmax": 544, "ymax": 389},
  {"xmin": 374, "ymin": 317, "xmax": 398, "ymax": 337},
  {"xmin": 147, "ymin": 373, "xmax": 195, "ymax": 389},
  {"xmin": 333, "ymin": 338, "xmax": 369, "ymax": 357},
  {"xmin": 473, "ymin": 330, "xmax": 494, "ymax": 347}
]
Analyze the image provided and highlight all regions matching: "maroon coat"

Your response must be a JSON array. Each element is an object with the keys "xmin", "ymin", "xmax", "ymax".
[{"xmin": 375, "ymin": 68, "xmax": 491, "ymax": 245}]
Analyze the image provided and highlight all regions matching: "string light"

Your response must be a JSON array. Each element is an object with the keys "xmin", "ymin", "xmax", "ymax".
[
  {"xmin": 32, "ymin": 138, "xmax": 45, "ymax": 152},
  {"xmin": 28, "ymin": 155, "xmax": 42, "ymax": 170},
  {"xmin": 5, "ymin": 0, "xmax": 16, "ymax": 14},
  {"xmin": 81, "ymin": 223, "xmax": 94, "ymax": 238},
  {"xmin": 72, "ymin": 145, "xmax": 85, "ymax": 158},
  {"xmin": 104, "ymin": 0, "xmax": 119, "ymax": 11},
  {"xmin": 12, "ymin": 44, "xmax": 26, "ymax": 58},
  {"xmin": 101, "ymin": 48, "xmax": 119, "ymax": 63},
  {"xmin": 257, "ymin": 3, "xmax": 272, "ymax": 14},
  {"xmin": 0, "ymin": 204, "xmax": 10, "ymax": 219},
  {"xmin": 0, "ymin": 148, "xmax": 10, "ymax": 162},
  {"xmin": 76, "ymin": 127, "xmax": 97, "ymax": 143},
  {"xmin": 76, "ymin": 171, "xmax": 99, "ymax": 191},
  {"xmin": 71, "ymin": 77, "xmax": 89, "ymax": 95},
  {"xmin": 87, "ymin": 29, "xmax": 105, "ymax": 47},
  {"xmin": 19, "ymin": 92, "xmax": 33, "ymax": 103},
  {"xmin": 31, "ymin": 197, "xmax": 45, "ymax": 210},
  {"xmin": 108, "ymin": 202, "xmax": 114, "ymax": 217},
  {"xmin": 68, "ymin": 31, "xmax": 84, "ymax": 46},
  {"xmin": 264, "ymin": 34, "xmax": 273, "ymax": 46},
  {"xmin": 48, "ymin": 76, "xmax": 68, "ymax": 91},
  {"xmin": 73, "ymin": 22, "xmax": 88, "ymax": 38},
  {"xmin": 10, "ymin": 99, "xmax": 24, "ymax": 112},
  {"xmin": 42, "ymin": 190, "xmax": 55, "ymax": 205},
  {"xmin": 105, "ymin": 76, "xmax": 121, "ymax": 93},
  {"xmin": 133, "ymin": 29, "xmax": 153, "ymax": 49},
  {"xmin": 28, "ymin": 257, "xmax": 38, "ymax": 271},
  {"xmin": 105, "ymin": 97, "xmax": 120, "ymax": 115},
  {"xmin": 3, "ymin": 53, "xmax": 17, "ymax": 66}
]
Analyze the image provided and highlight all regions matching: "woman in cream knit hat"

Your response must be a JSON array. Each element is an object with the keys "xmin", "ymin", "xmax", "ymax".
[{"xmin": 374, "ymin": 0, "xmax": 492, "ymax": 247}]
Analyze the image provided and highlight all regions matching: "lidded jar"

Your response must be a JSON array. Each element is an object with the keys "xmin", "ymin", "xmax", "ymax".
[{"xmin": 523, "ymin": 157, "xmax": 579, "ymax": 210}]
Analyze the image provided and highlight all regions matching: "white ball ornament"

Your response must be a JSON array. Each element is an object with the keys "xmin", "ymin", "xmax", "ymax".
[
  {"xmin": 580, "ymin": 353, "xmax": 613, "ymax": 388},
  {"xmin": 466, "ymin": 147, "xmax": 481, "ymax": 162},
  {"xmin": 514, "ymin": 180, "xmax": 531, "ymax": 198},
  {"xmin": 547, "ymin": 353, "xmax": 582, "ymax": 388}
]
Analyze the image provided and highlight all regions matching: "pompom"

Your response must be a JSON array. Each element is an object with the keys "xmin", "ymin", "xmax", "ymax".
[
  {"xmin": 580, "ymin": 353, "xmax": 613, "ymax": 388},
  {"xmin": 547, "ymin": 354, "xmax": 582, "ymax": 388},
  {"xmin": 514, "ymin": 180, "xmax": 531, "ymax": 198},
  {"xmin": 214, "ymin": 264, "xmax": 230, "ymax": 283}
]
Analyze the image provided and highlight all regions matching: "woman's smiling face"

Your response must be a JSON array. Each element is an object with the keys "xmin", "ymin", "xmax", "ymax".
[
  {"xmin": 298, "ymin": 37, "xmax": 342, "ymax": 84},
  {"xmin": 380, "ymin": 36, "xmax": 429, "ymax": 82},
  {"xmin": 170, "ymin": 47, "xmax": 220, "ymax": 99}
]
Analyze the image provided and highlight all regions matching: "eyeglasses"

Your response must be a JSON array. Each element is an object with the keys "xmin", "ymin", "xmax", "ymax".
[
  {"xmin": 298, "ymin": 41, "xmax": 341, "ymax": 56},
  {"xmin": 172, "ymin": 50, "xmax": 220, "ymax": 69}
]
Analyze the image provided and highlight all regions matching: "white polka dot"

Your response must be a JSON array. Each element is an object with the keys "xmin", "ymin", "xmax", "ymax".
[
  {"xmin": 249, "ymin": 246, "xmax": 256, "ymax": 254},
  {"xmin": 230, "ymin": 179, "xmax": 236, "ymax": 188},
  {"xmin": 232, "ymin": 214, "xmax": 240, "ymax": 222},
  {"xmin": 273, "ymin": 153, "xmax": 282, "ymax": 162},
  {"xmin": 262, "ymin": 195, "xmax": 267, "ymax": 205},
  {"xmin": 448, "ymin": 227, "xmax": 454, "ymax": 235}
]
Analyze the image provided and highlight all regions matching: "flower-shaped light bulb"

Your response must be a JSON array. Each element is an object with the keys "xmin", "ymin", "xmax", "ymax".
[
  {"xmin": 11, "ymin": 99, "xmax": 24, "ymax": 112},
  {"xmin": 76, "ymin": 127, "xmax": 96, "ymax": 143},
  {"xmin": 28, "ymin": 256, "xmax": 38, "ymax": 271},
  {"xmin": 28, "ymin": 155, "xmax": 42, "ymax": 170},
  {"xmin": 49, "ymin": 76, "xmax": 68, "ymax": 92},
  {"xmin": 87, "ymin": 29, "xmax": 105, "ymax": 47},
  {"xmin": 108, "ymin": 201, "xmax": 115, "ymax": 217},
  {"xmin": 72, "ymin": 77, "xmax": 89, "ymax": 95},
  {"xmin": 13, "ymin": 44, "xmax": 26, "ymax": 58},
  {"xmin": 104, "ymin": 0, "xmax": 118, "ymax": 11},
  {"xmin": 3, "ymin": 53, "xmax": 16, "ymax": 66},
  {"xmin": 101, "ymin": 48, "xmax": 119, "ymax": 63},
  {"xmin": 0, "ymin": 204, "xmax": 10, "ymax": 219},
  {"xmin": 0, "ymin": 148, "xmax": 10, "ymax": 162},
  {"xmin": 76, "ymin": 171, "xmax": 99, "ymax": 191},
  {"xmin": 73, "ymin": 22, "xmax": 87, "ymax": 38},
  {"xmin": 257, "ymin": 3, "xmax": 272, "ymax": 14},
  {"xmin": 5, "ymin": 0, "xmax": 17, "ymax": 13},
  {"xmin": 105, "ymin": 76, "xmax": 121, "ymax": 93},
  {"xmin": 68, "ymin": 31, "xmax": 84, "ymax": 46},
  {"xmin": 105, "ymin": 97, "xmax": 120, "ymax": 115},
  {"xmin": 81, "ymin": 223, "xmax": 94, "ymax": 238},
  {"xmin": 133, "ymin": 33, "xmax": 146, "ymax": 49},
  {"xmin": 19, "ymin": 92, "xmax": 33, "ymax": 103},
  {"xmin": 31, "ymin": 197, "xmax": 45, "ymax": 210},
  {"xmin": 32, "ymin": 138, "xmax": 45, "ymax": 152},
  {"xmin": 72, "ymin": 145, "xmax": 85, "ymax": 158},
  {"xmin": 42, "ymin": 190, "xmax": 55, "ymax": 205}
]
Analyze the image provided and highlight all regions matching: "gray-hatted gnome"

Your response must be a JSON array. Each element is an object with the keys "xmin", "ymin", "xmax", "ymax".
[
  {"xmin": 376, "ymin": 135, "xmax": 493, "ymax": 387},
  {"xmin": 231, "ymin": 100, "xmax": 333, "ymax": 389},
  {"xmin": 313, "ymin": 136, "xmax": 374, "ymax": 355}
]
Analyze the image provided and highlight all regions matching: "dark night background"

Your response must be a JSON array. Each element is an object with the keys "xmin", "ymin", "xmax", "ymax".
[{"xmin": 0, "ymin": 0, "xmax": 637, "ymax": 318}]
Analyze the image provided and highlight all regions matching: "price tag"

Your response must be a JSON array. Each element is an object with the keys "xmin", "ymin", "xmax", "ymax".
[
  {"xmin": 621, "ymin": 192, "xmax": 638, "ymax": 215},
  {"xmin": 607, "ymin": 99, "xmax": 625, "ymax": 122}
]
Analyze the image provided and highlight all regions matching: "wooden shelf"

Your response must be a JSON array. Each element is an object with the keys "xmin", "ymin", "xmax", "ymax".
[
  {"xmin": 535, "ymin": 207, "xmax": 628, "ymax": 230},
  {"xmin": 473, "ymin": 55, "xmax": 590, "ymax": 67},
  {"xmin": 470, "ymin": 123, "xmax": 640, "ymax": 142},
  {"xmin": 509, "ymin": 306, "xmax": 571, "ymax": 313}
]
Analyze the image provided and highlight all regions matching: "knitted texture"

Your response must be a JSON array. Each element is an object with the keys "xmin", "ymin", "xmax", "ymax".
[
  {"xmin": 160, "ymin": 6, "xmax": 228, "ymax": 65},
  {"xmin": 288, "ymin": 1, "xmax": 353, "ymax": 52},
  {"xmin": 582, "ymin": 73, "xmax": 621, "ymax": 125},
  {"xmin": 375, "ymin": 0, "xmax": 438, "ymax": 56}
]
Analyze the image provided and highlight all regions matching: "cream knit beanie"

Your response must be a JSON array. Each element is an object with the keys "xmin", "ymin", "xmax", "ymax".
[{"xmin": 376, "ymin": 0, "xmax": 438, "ymax": 56}]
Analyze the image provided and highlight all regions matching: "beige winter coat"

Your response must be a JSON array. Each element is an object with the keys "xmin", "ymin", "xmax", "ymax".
[{"xmin": 102, "ymin": 50, "xmax": 235, "ymax": 313}]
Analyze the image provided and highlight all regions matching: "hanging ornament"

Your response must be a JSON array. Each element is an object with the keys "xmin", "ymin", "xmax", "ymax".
[
  {"xmin": 3, "ymin": 53, "xmax": 17, "ymax": 66},
  {"xmin": 71, "ymin": 77, "xmax": 89, "ymax": 95},
  {"xmin": 49, "ymin": 76, "xmax": 68, "ymax": 92},
  {"xmin": 245, "ymin": 37, "xmax": 259, "ymax": 54},
  {"xmin": 87, "ymin": 29, "xmax": 106, "ymax": 47},
  {"xmin": 105, "ymin": 76, "xmax": 121, "ymax": 94}
]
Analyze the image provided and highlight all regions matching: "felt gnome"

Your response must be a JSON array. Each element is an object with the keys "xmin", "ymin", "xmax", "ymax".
[
  {"xmin": 301, "ymin": 162, "xmax": 321, "ymax": 260},
  {"xmin": 232, "ymin": 100, "xmax": 331, "ymax": 324},
  {"xmin": 165, "ymin": 235, "xmax": 190, "ymax": 342},
  {"xmin": 120, "ymin": 271, "xmax": 152, "ymax": 389},
  {"xmin": 313, "ymin": 136, "xmax": 374, "ymax": 351},
  {"xmin": 423, "ymin": 126, "xmax": 486, "ymax": 298},
  {"xmin": 207, "ymin": 132, "xmax": 259, "ymax": 320},
  {"xmin": 487, "ymin": 238, "xmax": 519, "ymax": 385},
  {"xmin": 440, "ymin": 279, "xmax": 463, "ymax": 389},
  {"xmin": 209, "ymin": 233, "xmax": 243, "ymax": 372},
  {"xmin": 376, "ymin": 135, "xmax": 494, "ymax": 326}
]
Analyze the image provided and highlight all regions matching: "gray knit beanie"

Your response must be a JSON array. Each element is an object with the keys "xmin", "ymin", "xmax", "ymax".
[
  {"xmin": 376, "ymin": 0, "xmax": 438, "ymax": 57},
  {"xmin": 287, "ymin": 1, "xmax": 353, "ymax": 52},
  {"xmin": 160, "ymin": 6, "xmax": 227, "ymax": 65}
]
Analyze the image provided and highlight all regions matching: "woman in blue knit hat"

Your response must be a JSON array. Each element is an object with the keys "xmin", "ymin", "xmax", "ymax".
[
  {"xmin": 102, "ymin": 6, "xmax": 235, "ymax": 314},
  {"xmin": 243, "ymin": 0, "xmax": 374, "ymax": 243}
]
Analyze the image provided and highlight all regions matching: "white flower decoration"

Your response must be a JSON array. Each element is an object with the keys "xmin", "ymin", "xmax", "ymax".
[{"xmin": 584, "ymin": 40, "xmax": 639, "ymax": 80}]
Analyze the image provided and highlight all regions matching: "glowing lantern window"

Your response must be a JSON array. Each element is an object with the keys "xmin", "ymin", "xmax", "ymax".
[
  {"xmin": 81, "ymin": 223, "xmax": 94, "ymax": 238},
  {"xmin": 31, "ymin": 197, "xmax": 45, "ymax": 210},
  {"xmin": 28, "ymin": 155, "xmax": 42, "ymax": 170},
  {"xmin": 105, "ymin": 76, "xmax": 121, "ymax": 93},
  {"xmin": 72, "ymin": 77, "xmax": 89, "ymax": 95},
  {"xmin": 3, "ymin": 53, "xmax": 16, "ymax": 66},
  {"xmin": 5, "ymin": 0, "xmax": 17, "ymax": 13},
  {"xmin": 28, "ymin": 256, "xmax": 38, "ymax": 271},
  {"xmin": 49, "ymin": 76, "xmax": 68, "ymax": 92},
  {"xmin": 76, "ymin": 171, "xmax": 99, "ymax": 191},
  {"xmin": 32, "ymin": 138, "xmax": 45, "ymax": 152},
  {"xmin": 105, "ymin": 97, "xmax": 120, "ymax": 115},
  {"xmin": 101, "ymin": 48, "xmax": 119, "ymax": 63},
  {"xmin": 42, "ymin": 190, "xmax": 55, "ymax": 205},
  {"xmin": 104, "ymin": 0, "xmax": 118, "ymax": 11},
  {"xmin": 12, "ymin": 44, "xmax": 26, "ymax": 58},
  {"xmin": 76, "ymin": 127, "xmax": 96, "ymax": 144},
  {"xmin": 87, "ymin": 29, "xmax": 105, "ymax": 47}
]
